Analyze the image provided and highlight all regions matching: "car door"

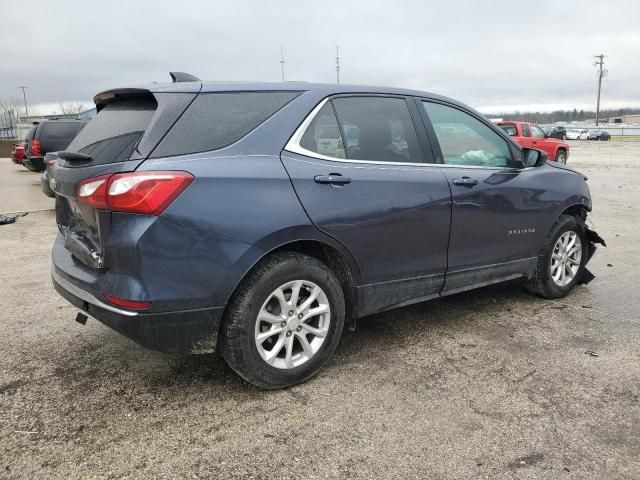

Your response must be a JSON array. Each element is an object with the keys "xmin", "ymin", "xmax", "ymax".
[
  {"xmin": 281, "ymin": 95, "xmax": 451, "ymax": 316},
  {"xmin": 418, "ymin": 100, "xmax": 552, "ymax": 294},
  {"xmin": 530, "ymin": 124, "xmax": 554, "ymax": 158}
]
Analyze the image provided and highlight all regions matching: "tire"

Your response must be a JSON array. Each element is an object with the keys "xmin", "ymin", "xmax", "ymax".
[
  {"xmin": 555, "ymin": 150, "xmax": 567, "ymax": 164},
  {"xmin": 525, "ymin": 215, "xmax": 587, "ymax": 299},
  {"xmin": 219, "ymin": 252, "xmax": 345, "ymax": 389}
]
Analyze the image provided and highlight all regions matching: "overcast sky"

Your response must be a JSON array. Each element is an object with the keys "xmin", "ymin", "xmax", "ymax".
[{"xmin": 2, "ymin": 0, "xmax": 639, "ymax": 115}]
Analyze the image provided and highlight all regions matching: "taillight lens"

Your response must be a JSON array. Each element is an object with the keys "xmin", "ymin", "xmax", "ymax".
[
  {"xmin": 77, "ymin": 171, "xmax": 194, "ymax": 215},
  {"xmin": 77, "ymin": 175, "xmax": 109, "ymax": 208},
  {"xmin": 31, "ymin": 139, "xmax": 41, "ymax": 156}
]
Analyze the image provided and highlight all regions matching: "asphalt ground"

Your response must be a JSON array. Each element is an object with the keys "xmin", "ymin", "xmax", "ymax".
[{"xmin": 1, "ymin": 141, "xmax": 638, "ymax": 479}]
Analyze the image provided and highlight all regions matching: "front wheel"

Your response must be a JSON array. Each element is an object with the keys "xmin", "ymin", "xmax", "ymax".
[
  {"xmin": 555, "ymin": 150, "xmax": 567, "ymax": 164},
  {"xmin": 220, "ymin": 252, "xmax": 345, "ymax": 389},
  {"xmin": 525, "ymin": 215, "xmax": 586, "ymax": 298}
]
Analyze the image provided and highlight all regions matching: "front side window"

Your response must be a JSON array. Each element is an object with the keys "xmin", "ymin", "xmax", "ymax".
[
  {"xmin": 531, "ymin": 125, "xmax": 545, "ymax": 138},
  {"xmin": 332, "ymin": 97, "xmax": 422, "ymax": 163},
  {"xmin": 423, "ymin": 102, "xmax": 512, "ymax": 167}
]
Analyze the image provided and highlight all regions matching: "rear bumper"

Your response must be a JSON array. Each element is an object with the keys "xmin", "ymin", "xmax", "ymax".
[
  {"xmin": 24, "ymin": 155, "xmax": 45, "ymax": 171},
  {"xmin": 52, "ymin": 268, "xmax": 224, "ymax": 354}
]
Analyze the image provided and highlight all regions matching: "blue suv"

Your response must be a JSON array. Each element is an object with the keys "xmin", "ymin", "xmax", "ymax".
[{"xmin": 51, "ymin": 73, "xmax": 604, "ymax": 388}]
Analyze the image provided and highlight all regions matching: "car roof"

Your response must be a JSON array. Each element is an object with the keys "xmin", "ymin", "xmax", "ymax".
[{"xmin": 94, "ymin": 80, "xmax": 469, "ymax": 111}]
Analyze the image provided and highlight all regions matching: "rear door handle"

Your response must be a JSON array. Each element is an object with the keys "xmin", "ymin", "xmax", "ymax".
[
  {"xmin": 452, "ymin": 177, "xmax": 478, "ymax": 187},
  {"xmin": 314, "ymin": 174, "xmax": 351, "ymax": 186}
]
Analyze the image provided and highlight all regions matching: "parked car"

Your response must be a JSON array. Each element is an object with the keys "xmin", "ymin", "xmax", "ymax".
[
  {"xmin": 51, "ymin": 76, "xmax": 604, "ymax": 389},
  {"xmin": 23, "ymin": 119, "xmax": 87, "ymax": 172},
  {"xmin": 10, "ymin": 142, "xmax": 26, "ymax": 164},
  {"xmin": 566, "ymin": 129, "xmax": 589, "ymax": 140},
  {"xmin": 588, "ymin": 130, "xmax": 610, "ymax": 141},
  {"xmin": 40, "ymin": 152, "xmax": 58, "ymax": 198},
  {"xmin": 547, "ymin": 126, "xmax": 567, "ymax": 140},
  {"xmin": 498, "ymin": 121, "xmax": 570, "ymax": 163}
]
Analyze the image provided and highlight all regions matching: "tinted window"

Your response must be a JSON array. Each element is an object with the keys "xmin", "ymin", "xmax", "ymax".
[
  {"xmin": 67, "ymin": 97, "xmax": 157, "ymax": 165},
  {"xmin": 500, "ymin": 125, "xmax": 517, "ymax": 136},
  {"xmin": 153, "ymin": 91, "xmax": 299, "ymax": 157},
  {"xmin": 521, "ymin": 124, "xmax": 531, "ymax": 137},
  {"xmin": 423, "ymin": 102, "xmax": 512, "ymax": 167},
  {"xmin": 300, "ymin": 103, "xmax": 346, "ymax": 158},
  {"xmin": 332, "ymin": 97, "xmax": 422, "ymax": 163},
  {"xmin": 41, "ymin": 122, "xmax": 82, "ymax": 140},
  {"xmin": 531, "ymin": 125, "xmax": 545, "ymax": 138}
]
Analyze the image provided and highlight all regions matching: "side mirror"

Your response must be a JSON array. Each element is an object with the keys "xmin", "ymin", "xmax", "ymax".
[{"xmin": 522, "ymin": 148, "xmax": 547, "ymax": 168}]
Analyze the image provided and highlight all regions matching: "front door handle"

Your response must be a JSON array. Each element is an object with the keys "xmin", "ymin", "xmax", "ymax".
[
  {"xmin": 452, "ymin": 177, "xmax": 478, "ymax": 187},
  {"xmin": 314, "ymin": 174, "xmax": 351, "ymax": 186}
]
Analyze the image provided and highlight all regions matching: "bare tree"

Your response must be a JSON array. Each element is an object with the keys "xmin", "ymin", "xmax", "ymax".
[
  {"xmin": 59, "ymin": 102, "xmax": 86, "ymax": 115},
  {"xmin": 0, "ymin": 98, "xmax": 22, "ymax": 138}
]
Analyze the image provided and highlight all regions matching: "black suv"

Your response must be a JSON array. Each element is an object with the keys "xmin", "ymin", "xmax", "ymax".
[
  {"xmin": 24, "ymin": 119, "xmax": 87, "ymax": 172},
  {"xmin": 547, "ymin": 126, "xmax": 567, "ymax": 140}
]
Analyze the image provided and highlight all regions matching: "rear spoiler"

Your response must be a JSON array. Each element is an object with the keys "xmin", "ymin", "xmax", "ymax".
[
  {"xmin": 93, "ymin": 73, "xmax": 201, "ymax": 111},
  {"xmin": 94, "ymin": 88, "xmax": 154, "ymax": 112}
]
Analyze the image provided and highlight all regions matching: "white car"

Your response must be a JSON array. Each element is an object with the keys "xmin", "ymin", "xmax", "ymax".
[{"xmin": 566, "ymin": 129, "xmax": 589, "ymax": 140}]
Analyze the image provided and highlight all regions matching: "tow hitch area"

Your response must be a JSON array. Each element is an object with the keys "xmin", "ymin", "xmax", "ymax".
[{"xmin": 75, "ymin": 312, "xmax": 88, "ymax": 325}]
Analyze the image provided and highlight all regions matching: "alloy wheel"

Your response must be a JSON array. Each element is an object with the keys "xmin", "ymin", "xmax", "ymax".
[
  {"xmin": 254, "ymin": 280, "xmax": 331, "ymax": 369},
  {"xmin": 550, "ymin": 231, "xmax": 582, "ymax": 287}
]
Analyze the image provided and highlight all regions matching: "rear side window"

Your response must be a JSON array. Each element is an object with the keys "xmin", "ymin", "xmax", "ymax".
[
  {"xmin": 521, "ymin": 124, "xmax": 531, "ymax": 137},
  {"xmin": 152, "ymin": 91, "xmax": 300, "ymax": 157},
  {"xmin": 66, "ymin": 97, "xmax": 157, "ymax": 165},
  {"xmin": 40, "ymin": 122, "xmax": 83, "ymax": 140},
  {"xmin": 300, "ymin": 103, "xmax": 346, "ymax": 158},
  {"xmin": 332, "ymin": 96, "xmax": 422, "ymax": 163}
]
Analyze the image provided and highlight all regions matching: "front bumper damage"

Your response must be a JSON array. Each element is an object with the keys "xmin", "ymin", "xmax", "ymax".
[{"xmin": 578, "ymin": 220, "xmax": 606, "ymax": 285}]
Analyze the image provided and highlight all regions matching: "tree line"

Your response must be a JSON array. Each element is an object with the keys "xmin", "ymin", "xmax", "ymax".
[{"xmin": 488, "ymin": 108, "xmax": 640, "ymax": 124}]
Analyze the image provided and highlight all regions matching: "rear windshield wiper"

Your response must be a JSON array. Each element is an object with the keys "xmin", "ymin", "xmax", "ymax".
[{"xmin": 57, "ymin": 151, "xmax": 93, "ymax": 162}]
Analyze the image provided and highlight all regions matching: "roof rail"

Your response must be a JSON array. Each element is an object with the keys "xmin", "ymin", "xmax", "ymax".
[{"xmin": 169, "ymin": 72, "xmax": 201, "ymax": 83}]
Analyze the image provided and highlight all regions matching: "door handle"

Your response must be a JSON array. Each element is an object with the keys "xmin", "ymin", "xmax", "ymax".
[
  {"xmin": 452, "ymin": 177, "xmax": 478, "ymax": 187},
  {"xmin": 314, "ymin": 174, "xmax": 351, "ymax": 186}
]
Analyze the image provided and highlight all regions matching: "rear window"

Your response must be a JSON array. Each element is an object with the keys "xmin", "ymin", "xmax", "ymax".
[
  {"xmin": 25, "ymin": 126, "xmax": 37, "ymax": 140},
  {"xmin": 66, "ymin": 97, "xmax": 157, "ymax": 165},
  {"xmin": 40, "ymin": 122, "xmax": 83, "ymax": 140},
  {"xmin": 151, "ymin": 91, "xmax": 300, "ymax": 158}
]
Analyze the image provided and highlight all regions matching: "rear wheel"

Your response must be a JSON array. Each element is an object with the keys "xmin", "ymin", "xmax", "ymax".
[
  {"xmin": 525, "ymin": 215, "xmax": 586, "ymax": 298},
  {"xmin": 555, "ymin": 150, "xmax": 567, "ymax": 164},
  {"xmin": 220, "ymin": 252, "xmax": 345, "ymax": 389}
]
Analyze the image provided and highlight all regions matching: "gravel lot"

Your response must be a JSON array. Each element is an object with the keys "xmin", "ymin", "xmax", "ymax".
[{"xmin": 1, "ymin": 141, "xmax": 639, "ymax": 479}]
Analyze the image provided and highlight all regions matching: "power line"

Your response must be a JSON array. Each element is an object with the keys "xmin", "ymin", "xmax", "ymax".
[
  {"xmin": 18, "ymin": 86, "xmax": 29, "ymax": 118},
  {"xmin": 335, "ymin": 46, "xmax": 340, "ymax": 84},
  {"xmin": 594, "ymin": 54, "xmax": 606, "ymax": 125},
  {"xmin": 280, "ymin": 46, "xmax": 285, "ymax": 82}
]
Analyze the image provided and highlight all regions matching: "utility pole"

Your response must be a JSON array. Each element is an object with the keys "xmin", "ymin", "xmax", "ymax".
[
  {"xmin": 280, "ymin": 46, "xmax": 285, "ymax": 82},
  {"xmin": 335, "ymin": 46, "xmax": 340, "ymax": 84},
  {"xmin": 594, "ymin": 54, "xmax": 605, "ymax": 126},
  {"xmin": 18, "ymin": 86, "xmax": 29, "ymax": 118}
]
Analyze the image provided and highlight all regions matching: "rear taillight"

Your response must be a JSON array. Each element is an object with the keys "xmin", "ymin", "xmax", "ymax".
[
  {"xmin": 77, "ymin": 171, "xmax": 194, "ymax": 215},
  {"xmin": 31, "ymin": 139, "xmax": 41, "ymax": 156}
]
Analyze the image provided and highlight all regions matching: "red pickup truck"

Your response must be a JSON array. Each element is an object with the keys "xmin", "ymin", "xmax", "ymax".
[{"xmin": 498, "ymin": 121, "xmax": 569, "ymax": 164}]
